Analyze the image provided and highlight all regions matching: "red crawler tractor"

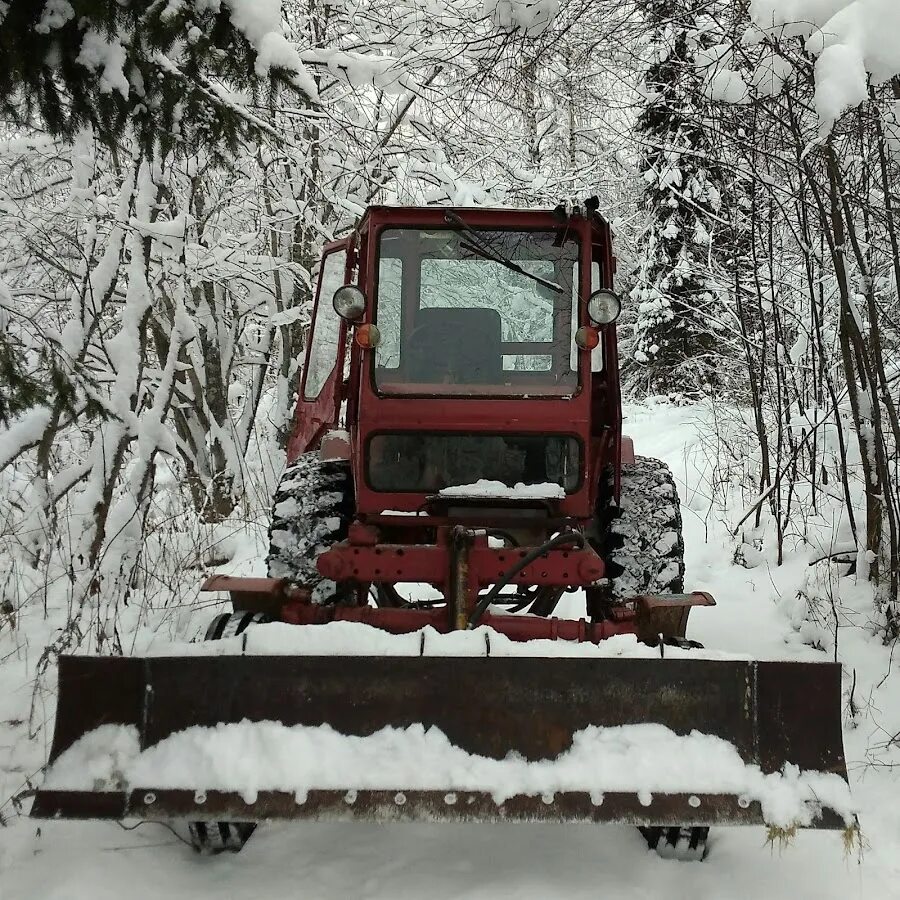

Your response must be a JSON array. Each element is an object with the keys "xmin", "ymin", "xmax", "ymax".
[{"xmin": 33, "ymin": 204, "xmax": 848, "ymax": 859}]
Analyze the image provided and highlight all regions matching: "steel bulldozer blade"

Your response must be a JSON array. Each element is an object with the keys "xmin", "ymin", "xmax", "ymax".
[{"xmin": 32, "ymin": 654, "xmax": 848, "ymax": 828}]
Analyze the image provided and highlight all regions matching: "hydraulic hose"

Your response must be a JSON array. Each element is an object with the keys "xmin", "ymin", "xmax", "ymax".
[{"xmin": 467, "ymin": 530, "xmax": 585, "ymax": 629}]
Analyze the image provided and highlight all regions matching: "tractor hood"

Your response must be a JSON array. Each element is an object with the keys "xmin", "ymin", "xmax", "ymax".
[{"xmin": 352, "ymin": 395, "xmax": 597, "ymax": 519}]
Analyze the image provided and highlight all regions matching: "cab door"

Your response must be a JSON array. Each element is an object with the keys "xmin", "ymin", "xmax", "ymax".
[{"xmin": 286, "ymin": 239, "xmax": 352, "ymax": 461}]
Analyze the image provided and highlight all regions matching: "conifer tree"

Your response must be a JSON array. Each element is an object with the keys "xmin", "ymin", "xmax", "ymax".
[
  {"xmin": 0, "ymin": 0, "xmax": 311, "ymax": 155},
  {"xmin": 628, "ymin": 0, "xmax": 725, "ymax": 395}
]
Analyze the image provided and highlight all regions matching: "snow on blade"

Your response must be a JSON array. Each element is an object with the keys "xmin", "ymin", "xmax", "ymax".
[
  {"xmin": 142, "ymin": 621, "xmax": 752, "ymax": 660},
  {"xmin": 42, "ymin": 720, "xmax": 854, "ymax": 830},
  {"xmin": 439, "ymin": 480, "xmax": 565, "ymax": 500}
]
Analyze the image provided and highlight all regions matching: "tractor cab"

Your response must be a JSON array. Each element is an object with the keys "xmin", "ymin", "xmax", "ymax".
[{"xmin": 288, "ymin": 206, "xmax": 623, "ymax": 521}]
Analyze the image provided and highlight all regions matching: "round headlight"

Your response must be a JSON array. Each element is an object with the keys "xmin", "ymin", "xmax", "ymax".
[
  {"xmin": 332, "ymin": 285, "xmax": 366, "ymax": 321},
  {"xmin": 587, "ymin": 289, "xmax": 621, "ymax": 325}
]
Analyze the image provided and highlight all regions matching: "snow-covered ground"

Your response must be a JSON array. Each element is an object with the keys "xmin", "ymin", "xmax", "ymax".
[{"xmin": 3, "ymin": 402, "xmax": 900, "ymax": 898}]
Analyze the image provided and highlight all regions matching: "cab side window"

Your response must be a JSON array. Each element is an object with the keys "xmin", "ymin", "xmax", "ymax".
[
  {"xmin": 590, "ymin": 260, "xmax": 603, "ymax": 372},
  {"xmin": 303, "ymin": 251, "xmax": 346, "ymax": 400}
]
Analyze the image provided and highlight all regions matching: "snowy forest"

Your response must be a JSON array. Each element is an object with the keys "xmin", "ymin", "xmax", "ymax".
[{"xmin": 2, "ymin": 0, "xmax": 900, "ymax": 895}]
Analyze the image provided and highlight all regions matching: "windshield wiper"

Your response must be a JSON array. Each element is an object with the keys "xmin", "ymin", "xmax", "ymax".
[{"xmin": 444, "ymin": 211, "xmax": 564, "ymax": 295}]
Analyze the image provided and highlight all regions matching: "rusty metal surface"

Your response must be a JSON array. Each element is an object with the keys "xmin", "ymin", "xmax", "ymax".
[
  {"xmin": 278, "ymin": 604, "xmax": 638, "ymax": 642},
  {"xmin": 201, "ymin": 576, "xmax": 288, "ymax": 595},
  {"xmin": 756, "ymin": 661, "xmax": 846, "ymax": 774},
  {"xmin": 132, "ymin": 656, "xmax": 750, "ymax": 761},
  {"xmin": 35, "ymin": 654, "xmax": 848, "ymax": 828},
  {"xmin": 200, "ymin": 576, "xmax": 310, "ymax": 613},
  {"xmin": 316, "ymin": 540, "xmax": 605, "ymax": 587},
  {"xmin": 32, "ymin": 788, "xmax": 846, "ymax": 828},
  {"xmin": 636, "ymin": 592, "xmax": 717, "ymax": 609},
  {"xmin": 46, "ymin": 656, "xmax": 143, "ymax": 764},
  {"xmin": 634, "ymin": 593, "xmax": 717, "ymax": 643},
  {"xmin": 32, "ymin": 790, "xmax": 130, "ymax": 820},
  {"xmin": 448, "ymin": 526, "xmax": 474, "ymax": 630},
  {"xmin": 45, "ymin": 655, "xmax": 846, "ymax": 771}
]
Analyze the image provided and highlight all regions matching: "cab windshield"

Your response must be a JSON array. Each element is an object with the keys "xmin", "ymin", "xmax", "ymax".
[{"xmin": 373, "ymin": 225, "xmax": 580, "ymax": 396}]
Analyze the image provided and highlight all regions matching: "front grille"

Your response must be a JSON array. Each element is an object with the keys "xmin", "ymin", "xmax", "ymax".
[{"xmin": 366, "ymin": 433, "xmax": 581, "ymax": 493}]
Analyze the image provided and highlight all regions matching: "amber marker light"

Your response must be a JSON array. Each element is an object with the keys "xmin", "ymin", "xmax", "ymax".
[
  {"xmin": 355, "ymin": 323, "xmax": 382, "ymax": 349},
  {"xmin": 574, "ymin": 325, "xmax": 600, "ymax": 350}
]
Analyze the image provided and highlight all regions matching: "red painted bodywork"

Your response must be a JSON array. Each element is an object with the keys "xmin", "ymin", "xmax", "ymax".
[
  {"xmin": 280, "ymin": 601, "xmax": 637, "ymax": 642},
  {"xmin": 283, "ymin": 206, "xmax": 637, "ymax": 628},
  {"xmin": 286, "ymin": 237, "xmax": 355, "ymax": 462},
  {"xmin": 355, "ymin": 207, "xmax": 617, "ymax": 521},
  {"xmin": 199, "ymin": 576, "xmax": 716, "ymax": 646},
  {"xmin": 287, "ymin": 207, "xmax": 623, "ymax": 515},
  {"xmin": 317, "ymin": 534, "xmax": 604, "ymax": 587}
]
